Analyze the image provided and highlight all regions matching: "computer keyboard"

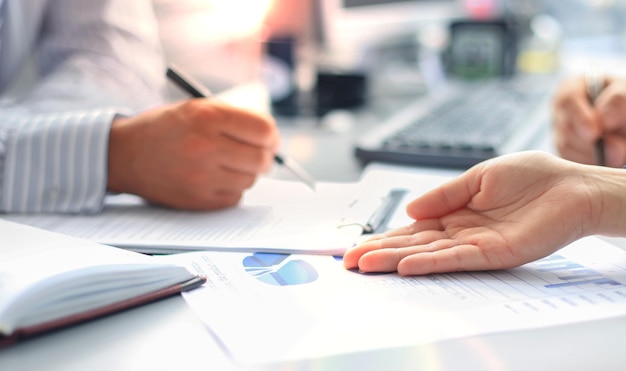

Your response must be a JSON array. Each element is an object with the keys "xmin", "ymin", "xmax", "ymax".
[{"xmin": 354, "ymin": 77, "xmax": 556, "ymax": 169}]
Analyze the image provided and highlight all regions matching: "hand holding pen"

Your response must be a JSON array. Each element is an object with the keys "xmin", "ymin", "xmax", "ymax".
[
  {"xmin": 107, "ymin": 72, "xmax": 284, "ymax": 210},
  {"xmin": 554, "ymin": 73, "xmax": 626, "ymax": 168},
  {"xmin": 551, "ymin": 73, "xmax": 607, "ymax": 166},
  {"xmin": 166, "ymin": 65, "xmax": 316, "ymax": 190}
]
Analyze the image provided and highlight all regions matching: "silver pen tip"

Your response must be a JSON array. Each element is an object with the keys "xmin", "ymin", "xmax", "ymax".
[{"xmin": 275, "ymin": 155, "xmax": 316, "ymax": 191}]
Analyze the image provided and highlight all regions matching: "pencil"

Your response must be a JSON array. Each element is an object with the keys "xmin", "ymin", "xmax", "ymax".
[
  {"xmin": 585, "ymin": 68, "xmax": 605, "ymax": 166},
  {"xmin": 166, "ymin": 65, "xmax": 317, "ymax": 190}
]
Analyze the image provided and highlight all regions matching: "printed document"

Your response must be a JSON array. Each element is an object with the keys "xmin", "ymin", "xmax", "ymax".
[
  {"xmin": 3, "ymin": 164, "xmax": 457, "ymax": 255},
  {"xmin": 4, "ymin": 179, "xmax": 393, "ymax": 255},
  {"xmin": 173, "ymin": 236, "xmax": 626, "ymax": 365}
]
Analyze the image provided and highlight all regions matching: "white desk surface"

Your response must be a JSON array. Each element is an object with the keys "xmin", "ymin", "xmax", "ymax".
[
  {"xmin": 2, "ymin": 291, "xmax": 626, "ymax": 371},
  {"xmin": 5, "ymin": 77, "xmax": 626, "ymax": 371}
]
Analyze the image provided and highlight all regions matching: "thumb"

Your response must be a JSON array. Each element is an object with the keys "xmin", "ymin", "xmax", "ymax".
[{"xmin": 406, "ymin": 169, "xmax": 480, "ymax": 220}]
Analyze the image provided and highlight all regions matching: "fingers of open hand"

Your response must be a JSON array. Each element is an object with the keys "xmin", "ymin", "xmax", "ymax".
[
  {"xmin": 348, "ymin": 238, "xmax": 481, "ymax": 276},
  {"xmin": 349, "ymin": 219, "xmax": 443, "ymax": 247},
  {"xmin": 396, "ymin": 245, "xmax": 490, "ymax": 275},
  {"xmin": 346, "ymin": 235, "xmax": 504, "ymax": 276},
  {"xmin": 343, "ymin": 223, "xmax": 446, "ymax": 271},
  {"xmin": 406, "ymin": 174, "xmax": 478, "ymax": 220},
  {"xmin": 380, "ymin": 219, "xmax": 443, "ymax": 238}
]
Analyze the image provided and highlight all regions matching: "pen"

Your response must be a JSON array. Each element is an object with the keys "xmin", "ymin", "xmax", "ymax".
[
  {"xmin": 166, "ymin": 65, "xmax": 317, "ymax": 191},
  {"xmin": 585, "ymin": 68, "xmax": 605, "ymax": 166}
]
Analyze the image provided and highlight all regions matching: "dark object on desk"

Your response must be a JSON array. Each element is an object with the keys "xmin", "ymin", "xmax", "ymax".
[
  {"xmin": 354, "ymin": 77, "xmax": 555, "ymax": 169},
  {"xmin": 444, "ymin": 19, "xmax": 519, "ymax": 79},
  {"xmin": 264, "ymin": 36, "xmax": 300, "ymax": 117},
  {"xmin": 315, "ymin": 70, "xmax": 367, "ymax": 116}
]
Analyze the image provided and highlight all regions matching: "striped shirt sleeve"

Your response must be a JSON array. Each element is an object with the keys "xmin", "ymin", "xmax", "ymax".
[
  {"xmin": 0, "ymin": 0, "xmax": 166, "ymax": 214},
  {"xmin": 0, "ymin": 109, "xmax": 116, "ymax": 213}
]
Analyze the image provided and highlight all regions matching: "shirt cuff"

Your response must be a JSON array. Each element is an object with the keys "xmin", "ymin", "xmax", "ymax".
[{"xmin": 1, "ymin": 109, "xmax": 118, "ymax": 214}]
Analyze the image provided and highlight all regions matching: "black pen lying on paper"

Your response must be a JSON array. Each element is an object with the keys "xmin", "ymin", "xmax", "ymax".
[
  {"xmin": 585, "ymin": 68, "xmax": 605, "ymax": 166},
  {"xmin": 166, "ymin": 65, "xmax": 317, "ymax": 191}
]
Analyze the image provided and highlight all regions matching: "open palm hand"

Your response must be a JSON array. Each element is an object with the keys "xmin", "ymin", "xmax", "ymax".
[{"xmin": 344, "ymin": 151, "xmax": 598, "ymax": 275}]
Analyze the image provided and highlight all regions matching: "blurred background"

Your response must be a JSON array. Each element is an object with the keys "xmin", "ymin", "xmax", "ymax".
[
  {"xmin": 155, "ymin": 0, "xmax": 626, "ymax": 104},
  {"xmin": 153, "ymin": 0, "xmax": 626, "ymax": 181}
]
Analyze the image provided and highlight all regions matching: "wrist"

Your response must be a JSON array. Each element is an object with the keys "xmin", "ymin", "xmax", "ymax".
[
  {"xmin": 107, "ymin": 115, "xmax": 133, "ymax": 194},
  {"xmin": 583, "ymin": 165, "xmax": 626, "ymax": 237}
]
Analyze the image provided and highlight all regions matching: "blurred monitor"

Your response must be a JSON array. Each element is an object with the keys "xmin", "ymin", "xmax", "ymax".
[{"xmin": 319, "ymin": 0, "xmax": 463, "ymax": 67}]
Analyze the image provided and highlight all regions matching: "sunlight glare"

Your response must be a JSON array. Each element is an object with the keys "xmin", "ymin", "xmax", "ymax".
[{"xmin": 208, "ymin": 0, "xmax": 274, "ymax": 36}]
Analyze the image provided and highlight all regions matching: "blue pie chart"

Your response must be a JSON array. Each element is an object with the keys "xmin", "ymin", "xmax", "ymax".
[{"xmin": 243, "ymin": 253, "xmax": 318, "ymax": 286}]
